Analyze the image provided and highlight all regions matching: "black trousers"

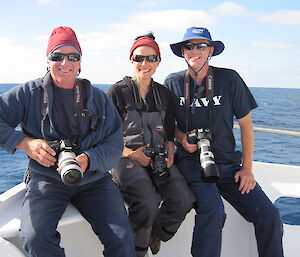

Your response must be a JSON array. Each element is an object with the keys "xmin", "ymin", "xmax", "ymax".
[{"xmin": 112, "ymin": 157, "xmax": 195, "ymax": 257}]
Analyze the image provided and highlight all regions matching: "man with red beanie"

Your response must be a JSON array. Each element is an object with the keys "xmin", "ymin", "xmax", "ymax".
[{"xmin": 0, "ymin": 26, "xmax": 135, "ymax": 257}]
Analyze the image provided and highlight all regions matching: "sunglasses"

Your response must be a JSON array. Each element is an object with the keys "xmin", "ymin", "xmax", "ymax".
[
  {"xmin": 182, "ymin": 42, "xmax": 212, "ymax": 51},
  {"xmin": 132, "ymin": 55, "xmax": 159, "ymax": 63},
  {"xmin": 48, "ymin": 53, "xmax": 81, "ymax": 62}
]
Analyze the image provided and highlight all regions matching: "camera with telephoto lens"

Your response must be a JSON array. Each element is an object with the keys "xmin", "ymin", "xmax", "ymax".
[
  {"xmin": 48, "ymin": 139, "xmax": 83, "ymax": 186},
  {"xmin": 187, "ymin": 128, "xmax": 220, "ymax": 183},
  {"xmin": 143, "ymin": 145, "xmax": 169, "ymax": 179}
]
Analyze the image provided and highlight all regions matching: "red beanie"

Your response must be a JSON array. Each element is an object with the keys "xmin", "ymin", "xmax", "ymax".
[
  {"xmin": 46, "ymin": 26, "xmax": 82, "ymax": 56},
  {"xmin": 129, "ymin": 37, "xmax": 161, "ymax": 60}
]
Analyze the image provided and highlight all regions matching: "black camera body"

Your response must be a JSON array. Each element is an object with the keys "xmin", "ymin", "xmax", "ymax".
[
  {"xmin": 48, "ymin": 140, "xmax": 83, "ymax": 186},
  {"xmin": 187, "ymin": 128, "xmax": 220, "ymax": 183},
  {"xmin": 143, "ymin": 145, "xmax": 169, "ymax": 179}
]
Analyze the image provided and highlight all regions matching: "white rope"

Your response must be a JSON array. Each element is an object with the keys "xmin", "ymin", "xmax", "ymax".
[{"xmin": 233, "ymin": 124, "xmax": 300, "ymax": 136}]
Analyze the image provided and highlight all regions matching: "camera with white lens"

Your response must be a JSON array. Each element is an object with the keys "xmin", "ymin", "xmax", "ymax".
[
  {"xmin": 187, "ymin": 128, "xmax": 220, "ymax": 183},
  {"xmin": 48, "ymin": 140, "xmax": 83, "ymax": 186}
]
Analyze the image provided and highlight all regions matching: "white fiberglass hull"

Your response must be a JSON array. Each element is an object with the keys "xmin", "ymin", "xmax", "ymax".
[{"xmin": 0, "ymin": 161, "xmax": 299, "ymax": 257}]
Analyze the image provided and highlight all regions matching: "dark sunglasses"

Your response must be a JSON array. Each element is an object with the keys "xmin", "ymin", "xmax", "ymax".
[
  {"xmin": 48, "ymin": 53, "xmax": 81, "ymax": 62},
  {"xmin": 132, "ymin": 55, "xmax": 159, "ymax": 63},
  {"xmin": 182, "ymin": 42, "xmax": 212, "ymax": 51}
]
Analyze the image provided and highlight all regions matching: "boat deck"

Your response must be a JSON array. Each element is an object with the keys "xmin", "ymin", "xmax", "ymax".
[{"xmin": 1, "ymin": 162, "xmax": 300, "ymax": 257}]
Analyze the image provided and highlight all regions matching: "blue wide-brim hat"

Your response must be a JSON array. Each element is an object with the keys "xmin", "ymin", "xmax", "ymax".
[{"xmin": 170, "ymin": 27, "xmax": 225, "ymax": 57}]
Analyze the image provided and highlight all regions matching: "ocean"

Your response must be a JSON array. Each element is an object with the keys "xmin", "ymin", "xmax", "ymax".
[{"xmin": 0, "ymin": 84, "xmax": 299, "ymax": 194}]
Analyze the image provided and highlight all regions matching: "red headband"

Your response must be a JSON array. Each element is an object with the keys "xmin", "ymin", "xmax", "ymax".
[{"xmin": 129, "ymin": 37, "xmax": 161, "ymax": 60}]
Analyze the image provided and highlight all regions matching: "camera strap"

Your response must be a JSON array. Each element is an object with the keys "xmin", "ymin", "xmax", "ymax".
[
  {"xmin": 127, "ymin": 79, "xmax": 143, "ymax": 111},
  {"xmin": 206, "ymin": 66, "xmax": 214, "ymax": 131},
  {"xmin": 122, "ymin": 78, "xmax": 168, "ymax": 145},
  {"xmin": 183, "ymin": 70, "xmax": 191, "ymax": 132},
  {"xmin": 41, "ymin": 81, "xmax": 86, "ymax": 118},
  {"xmin": 40, "ymin": 74, "xmax": 90, "ymax": 143},
  {"xmin": 125, "ymin": 78, "xmax": 166, "ymax": 116},
  {"xmin": 183, "ymin": 66, "xmax": 214, "ymax": 132},
  {"xmin": 73, "ymin": 80, "xmax": 89, "ymax": 117}
]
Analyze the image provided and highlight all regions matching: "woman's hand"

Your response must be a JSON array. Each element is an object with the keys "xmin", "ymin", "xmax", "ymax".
[{"xmin": 127, "ymin": 146, "xmax": 151, "ymax": 167}]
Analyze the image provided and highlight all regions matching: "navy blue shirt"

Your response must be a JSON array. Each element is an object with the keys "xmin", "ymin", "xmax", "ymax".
[
  {"xmin": 164, "ymin": 66, "xmax": 258, "ymax": 164},
  {"xmin": 52, "ymin": 83, "xmax": 91, "ymax": 145}
]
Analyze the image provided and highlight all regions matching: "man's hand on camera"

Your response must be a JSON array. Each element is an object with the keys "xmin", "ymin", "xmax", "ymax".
[
  {"xmin": 16, "ymin": 137, "xmax": 57, "ymax": 167},
  {"xmin": 175, "ymin": 129, "xmax": 197, "ymax": 153},
  {"xmin": 182, "ymin": 134, "xmax": 198, "ymax": 153},
  {"xmin": 76, "ymin": 153, "xmax": 89, "ymax": 173}
]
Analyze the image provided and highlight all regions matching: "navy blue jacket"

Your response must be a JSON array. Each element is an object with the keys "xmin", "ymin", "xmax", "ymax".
[{"xmin": 0, "ymin": 72, "xmax": 123, "ymax": 186}]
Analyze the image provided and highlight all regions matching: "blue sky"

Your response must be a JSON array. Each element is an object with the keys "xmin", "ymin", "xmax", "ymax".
[{"xmin": 1, "ymin": 0, "xmax": 299, "ymax": 88}]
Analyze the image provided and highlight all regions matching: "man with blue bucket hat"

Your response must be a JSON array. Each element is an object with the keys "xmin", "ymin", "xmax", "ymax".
[{"xmin": 164, "ymin": 27, "xmax": 284, "ymax": 257}]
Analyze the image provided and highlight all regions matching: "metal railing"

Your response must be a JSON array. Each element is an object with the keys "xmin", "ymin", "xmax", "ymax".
[{"xmin": 233, "ymin": 124, "xmax": 300, "ymax": 136}]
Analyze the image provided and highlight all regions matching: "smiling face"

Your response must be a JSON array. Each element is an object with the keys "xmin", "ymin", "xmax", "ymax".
[
  {"xmin": 131, "ymin": 45, "xmax": 160, "ymax": 82},
  {"xmin": 48, "ymin": 45, "xmax": 81, "ymax": 89},
  {"xmin": 182, "ymin": 39, "xmax": 214, "ymax": 72}
]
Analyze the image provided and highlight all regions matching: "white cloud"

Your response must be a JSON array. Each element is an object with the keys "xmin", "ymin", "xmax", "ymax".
[
  {"xmin": 1, "ymin": 8, "xmax": 299, "ymax": 88},
  {"xmin": 49, "ymin": 9, "xmax": 212, "ymax": 64},
  {"xmin": 0, "ymin": 37, "xmax": 12, "ymax": 45},
  {"xmin": 76, "ymin": 9, "xmax": 216, "ymax": 84},
  {"xmin": 0, "ymin": 38, "xmax": 45, "ymax": 83},
  {"xmin": 257, "ymin": 10, "xmax": 300, "ymax": 26},
  {"xmin": 36, "ymin": 0, "xmax": 61, "ymax": 6},
  {"xmin": 35, "ymin": 35, "xmax": 49, "ymax": 41},
  {"xmin": 212, "ymin": 1, "xmax": 256, "ymax": 17},
  {"xmin": 251, "ymin": 41, "xmax": 300, "ymax": 50},
  {"xmin": 78, "ymin": 32, "xmax": 126, "ymax": 55},
  {"xmin": 137, "ymin": 0, "xmax": 170, "ymax": 8},
  {"xmin": 107, "ymin": 9, "xmax": 216, "ymax": 33},
  {"xmin": 30, "ymin": 9, "xmax": 216, "ymax": 58}
]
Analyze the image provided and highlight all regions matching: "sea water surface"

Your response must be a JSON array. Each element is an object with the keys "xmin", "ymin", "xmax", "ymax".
[{"xmin": 0, "ymin": 84, "xmax": 299, "ymax": 194}]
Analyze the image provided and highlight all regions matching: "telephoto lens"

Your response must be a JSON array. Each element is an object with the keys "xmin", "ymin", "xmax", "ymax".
[
  {"xmin": 58, "ymin": 151, "xmax": 83, "ymax": 186},
  {"xmin": 187, "ymin": 129, "xmax": 220, "ymax": 183},
  {"xmin": 197, "ymin": 138, "xmax": 220, "ymax": 183},
  {"xmin": 48, "ymin": 140, "xmax": 83, "ymax": 186}
]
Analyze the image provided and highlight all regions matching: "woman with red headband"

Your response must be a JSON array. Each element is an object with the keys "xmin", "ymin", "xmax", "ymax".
[{"xmin": 107, "ymin": 33, "xmax": 195, "ymax": 257}]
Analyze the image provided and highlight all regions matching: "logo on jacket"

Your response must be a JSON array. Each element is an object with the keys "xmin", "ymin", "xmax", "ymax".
[
  {"xmin": 126, "ymin": 162, "xmax": 135, "ymax": 169},
  {"xmin": 155, "ymin": 125, "xmax": 164, "ymax": 131}
]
